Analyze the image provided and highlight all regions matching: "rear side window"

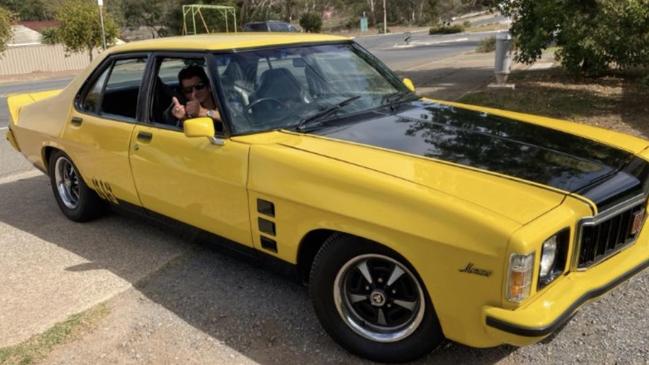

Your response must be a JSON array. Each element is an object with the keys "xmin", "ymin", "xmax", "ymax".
[{"xmin": 100, "ymin": 58, "xmax": 148, "ymax": 120}]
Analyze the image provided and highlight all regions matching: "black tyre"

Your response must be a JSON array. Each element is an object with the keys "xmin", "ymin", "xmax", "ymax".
[
  {"xmin": 48, "ymin": 150, "xmax": 104, "ymax": 222},
  {"xmin": 309, "ymin": 234, "xmax": 444, "ymax": 363}
]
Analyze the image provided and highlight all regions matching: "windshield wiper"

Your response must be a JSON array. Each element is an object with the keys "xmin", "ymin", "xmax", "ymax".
[
  {"xmin": 295, "ymin": 95, "xmax": 361, "ymax": 132},
  {"xmin": 381, "ymin": 91, "xmax": 418, "ymax": 109}
]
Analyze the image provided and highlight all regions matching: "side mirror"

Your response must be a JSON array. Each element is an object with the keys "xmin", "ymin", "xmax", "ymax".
[
  {"xmin": 403, "ymin": 78, "xmax": 416, "ymax": 92},
  {"xmin": 184, "ymin": 117, "xmax": 215, "ymax": 138}
]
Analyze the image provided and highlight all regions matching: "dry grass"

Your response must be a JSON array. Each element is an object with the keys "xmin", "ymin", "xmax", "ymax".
[
  {"xmin": 460, "ymin": 68, "xmax": 649, "ymax": 138},
  {"xmin": 466, "ymin": 22, "xmax": 509, "ymax": 33},
  {"xmin": 0, "ymin": 304, "xmax": 110, "ymax": 365}
]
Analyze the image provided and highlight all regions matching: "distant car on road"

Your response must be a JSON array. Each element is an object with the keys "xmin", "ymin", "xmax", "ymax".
[{"xmin": 243, "ymin": 20, "xmax": 300, "ymax": 32}]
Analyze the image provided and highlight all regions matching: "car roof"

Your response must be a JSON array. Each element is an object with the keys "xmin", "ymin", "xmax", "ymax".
[{"xmin": 109, "ymin": 33, "xmax": 350, "ymax": 54}]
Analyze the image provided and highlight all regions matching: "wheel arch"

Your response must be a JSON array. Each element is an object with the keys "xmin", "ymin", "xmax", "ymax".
[{"xmin": 296, "ymin": 228, "xmax": 432, "ymax": 294}]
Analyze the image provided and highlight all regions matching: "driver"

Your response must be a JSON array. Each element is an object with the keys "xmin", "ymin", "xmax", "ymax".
[{"xmin": 168, "ymin": 65, "xmax": 221, "ymax": 127}]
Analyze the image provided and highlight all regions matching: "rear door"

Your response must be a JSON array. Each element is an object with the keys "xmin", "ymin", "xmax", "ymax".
[{"xmin": 62, "ymin": 54, "xmax": 149, "ymax": 206}]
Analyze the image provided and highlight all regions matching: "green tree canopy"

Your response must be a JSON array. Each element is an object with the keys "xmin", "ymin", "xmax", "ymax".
[
  {"xmin": 500, "ymin": 0, "xmax": 649, "ymax": 76},
  {"xmin": 49, "ymin": 0, "xmax": 119, "ymax": 61},
  {"xmin": 0, "ymin": 6, "xmax": 13, "ymax": 54}
]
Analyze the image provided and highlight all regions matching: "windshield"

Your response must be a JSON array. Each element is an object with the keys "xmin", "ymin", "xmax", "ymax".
[{"xmin": 212, "ymin": 43, "xmax": 409, "ymax": 134}]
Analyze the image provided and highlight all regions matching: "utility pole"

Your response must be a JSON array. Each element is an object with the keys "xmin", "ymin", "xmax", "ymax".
[
  {"xmin": 98, "ymin": 0, "xmax": 107, "ymax": 50},
  {"xmin": 382, "ymin": 0, "xmax": 387, "ymax": 34}
]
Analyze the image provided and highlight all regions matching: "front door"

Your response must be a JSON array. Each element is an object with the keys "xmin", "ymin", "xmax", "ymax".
[{"xmin": 128, "ymin": 55, "xmax": 252, "ymax": 246}]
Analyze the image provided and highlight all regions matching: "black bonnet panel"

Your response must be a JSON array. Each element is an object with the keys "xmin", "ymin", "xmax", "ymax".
[{"xmin": 313, "ymin": 101, "xmax": 649, "ymax": 211}]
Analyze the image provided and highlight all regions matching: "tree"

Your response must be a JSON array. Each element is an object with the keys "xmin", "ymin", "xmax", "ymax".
[
  {"xmin": 300, "ymin": 12, "xmax": 322, "ymax": 32},
  {"xmin": 123, "ymin": 0, "xmax": 165, "ymax": 38},
  {"xmin": 499, "ymin": 0, "xmax": 649, "ymax": 76},
  {"xmin": 0, "ymin": 0, "xmax": 54, "ymax": 21},
  {"xmin": 0, "ymin": 6, "xmax": 13, "ymax": 54},
  {"xmin": 50, "ymin": 0, "xmax": 119, "ymax": 61}
]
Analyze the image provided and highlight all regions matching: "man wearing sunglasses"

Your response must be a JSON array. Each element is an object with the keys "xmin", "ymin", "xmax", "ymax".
[{"xmin": 170, "ymin": 65, "xmax": 221, "ymax": 126}]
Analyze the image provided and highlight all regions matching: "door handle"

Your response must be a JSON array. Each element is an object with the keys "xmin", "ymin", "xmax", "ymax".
[
  {"xmin": 137, "ymin": 131, "xmax": 153, "ymax": 142},
  {"xmin": 70, "ymin": 117, "xmax": 83, "ymax": 126}
]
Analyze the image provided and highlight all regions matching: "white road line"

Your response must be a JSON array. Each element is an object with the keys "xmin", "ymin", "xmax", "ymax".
[
  {"xmin": 0, "ymin": 126, "xmax": 8, "ymax": 130},
  {"xmin": 391, "ymin": 37, "xmax": 470, "ymax": 49},
  {"xmin": 0, "ymin": 170, "xmax": 42, "ymax": 185}
]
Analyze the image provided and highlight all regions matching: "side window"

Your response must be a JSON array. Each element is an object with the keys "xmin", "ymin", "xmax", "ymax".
[
  {"xmin": 149, "ymin": 57, "xmax": 215, "ymax": 129},
  {"xmin": 99, "ymin": 57, "xmax": 148, "ymax": 120},
  {"xmin": 81, "ymin": 66, "xmax": 110, "ymax": 113}
]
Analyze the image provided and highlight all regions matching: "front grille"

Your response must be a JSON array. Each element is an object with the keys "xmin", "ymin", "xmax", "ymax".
[{"xmin": 577, "ymin": 197, "xmax": 646, "ymax": 269}]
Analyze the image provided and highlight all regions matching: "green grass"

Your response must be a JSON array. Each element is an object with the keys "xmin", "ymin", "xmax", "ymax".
[{"xmin": 0, "ymin": 304, "xmax": 109, "ymax": 365}]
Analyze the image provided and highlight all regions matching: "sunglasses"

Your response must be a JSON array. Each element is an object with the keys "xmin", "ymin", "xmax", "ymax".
[{"xmin": 182, "ymin": 82, "xmax": 207, "ymax": 94}]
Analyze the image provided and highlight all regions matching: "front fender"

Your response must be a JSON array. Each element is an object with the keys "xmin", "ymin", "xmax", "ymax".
[{"xmin": 246, "ymin": 143, "xmax": 519, "ymax": 345}]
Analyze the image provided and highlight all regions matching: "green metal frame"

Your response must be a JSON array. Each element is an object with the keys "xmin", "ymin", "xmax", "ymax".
[{"xmin": 182, "ymin": 4, "xmax": 238, "ymax": 35}]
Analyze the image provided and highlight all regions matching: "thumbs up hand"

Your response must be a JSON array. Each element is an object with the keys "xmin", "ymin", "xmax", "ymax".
[{"xmin": 171, "ymin": 97, "xmax": 186, "ymax": 120}]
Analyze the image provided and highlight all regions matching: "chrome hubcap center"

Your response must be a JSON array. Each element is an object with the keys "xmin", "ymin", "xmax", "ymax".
[{"xmin": 370, "ymin": 290, "xmax": 386, "ymax": 307}]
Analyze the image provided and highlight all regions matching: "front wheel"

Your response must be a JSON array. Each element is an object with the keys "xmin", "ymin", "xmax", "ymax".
[
  {"xmin": 309, "ymin": 235, "xmax": 444, "ymax": 363},
  {"xmin": 48, "ymin": 150, "xmax": 104, "ymax": 222}
]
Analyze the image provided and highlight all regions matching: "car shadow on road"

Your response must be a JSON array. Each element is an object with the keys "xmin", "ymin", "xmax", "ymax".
[{"xmin": 0, "ymin": 175, "xmax": 515, "ymax": 364}]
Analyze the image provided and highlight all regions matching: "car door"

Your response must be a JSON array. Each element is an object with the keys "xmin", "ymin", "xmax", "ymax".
[
  {"xmin": 128, "ymin": 54, "xmax": 252, "ymax": 247},
  {"xmin": 61, "ymin": 54, "xmax": 149, "ymax": 206}
]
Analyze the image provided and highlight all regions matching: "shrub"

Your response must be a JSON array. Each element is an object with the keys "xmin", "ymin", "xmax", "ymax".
[
  {"xmin": 640, "ymin": 73, "xmax": 649, "ymax": 89},
  {"xmin": 476, "ymin": 36, "xmax": 496, "ymax": 53},
  {"xmin": 428, "ymin": 24, "xmax": 464, "ymax": 34},
  {"xmin": 376, "ymin": 22, "xmax": 390, "ymax": 34},
  {"xmin": 463, "ymin": 20, "xmax": 472, "ymax": 28},
  {"xmin": 501, "ymin": 0, "xmax": 649, "ymax": 76},
  {"xmin": 299, "ymin": 12, "xmax": 322, "ymax": 33},
  {"xmin": 40, "ymin": 27, "xmax": 60, "ymax": 44}
]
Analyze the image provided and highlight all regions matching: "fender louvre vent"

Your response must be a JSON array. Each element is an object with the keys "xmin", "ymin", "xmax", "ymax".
[
  {"xmin": 257, "ymin": 199, "xmax": 275, "ymax": 217},
  {"xmin": 260, "ymin": 236, "xmax": 278, "ymax": 252},
  {"xmin": 258, "ymin": 217, "xmax": 276, "ymax": 236}
]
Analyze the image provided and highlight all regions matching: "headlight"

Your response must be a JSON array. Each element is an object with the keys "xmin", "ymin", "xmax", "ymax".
[
  {"xmin": 507, "ymin": 253, "xmax": 534, "ymax": 302},
  {"xmin": 538, "ymin": 229, "xmax": 570, "ymax": 289},
  {"xmin": 539, "ymin": 236, "xmax": 558, "ymax": 278}
]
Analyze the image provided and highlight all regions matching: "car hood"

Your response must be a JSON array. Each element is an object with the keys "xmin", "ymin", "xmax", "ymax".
[{"xmin": 274, "ymin": 100, "xmax": 649, "ymax": 222}]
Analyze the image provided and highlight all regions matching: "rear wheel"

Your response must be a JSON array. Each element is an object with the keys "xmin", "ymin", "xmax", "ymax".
[
  {"xmin": 48, "ymin": 150, "xmax": 104, "ymax": 222},
  {"xmin": 309, "ymin": 234, "xmax": 444, "ymax": 363}
]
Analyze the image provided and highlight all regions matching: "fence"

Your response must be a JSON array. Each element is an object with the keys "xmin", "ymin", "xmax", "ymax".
[{"xmin": 0, "ymin": 44, "xmax": 99, "ymax": 76}]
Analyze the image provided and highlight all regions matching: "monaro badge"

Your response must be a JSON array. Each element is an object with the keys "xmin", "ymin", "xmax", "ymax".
[
  {"xmin": 631, "ymin": 208, "xmax": 646, "ymax": 235},
  {"xmin": 459, "ymin": 263, "xmax": 492, "ymax": 277}
]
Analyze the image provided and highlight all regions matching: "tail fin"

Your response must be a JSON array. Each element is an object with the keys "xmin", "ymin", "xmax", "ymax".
[{"xmin": 7, "ymin": 89, "xmax": 62, "ymax": 125}]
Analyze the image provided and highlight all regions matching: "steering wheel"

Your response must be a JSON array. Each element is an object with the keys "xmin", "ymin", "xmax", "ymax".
[{"xmin": 244, "ymin": 97, "xmax": 285, "ymax": 114}]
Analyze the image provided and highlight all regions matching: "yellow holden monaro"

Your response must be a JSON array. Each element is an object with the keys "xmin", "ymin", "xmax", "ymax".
[{"xmin": 5, "ymin": 33, "xmax": 649, "ymax": 362}]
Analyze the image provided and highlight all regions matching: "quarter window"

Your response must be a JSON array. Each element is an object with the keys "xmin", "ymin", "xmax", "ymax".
[{"xmin": 81, "ymin": 67, "xmax": 109, "ymax": 113}]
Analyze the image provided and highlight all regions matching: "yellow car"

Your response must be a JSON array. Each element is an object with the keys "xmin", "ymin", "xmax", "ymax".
[{"xmin": 5, "ymin": 33, "xmax": 649, "ymax": 362}]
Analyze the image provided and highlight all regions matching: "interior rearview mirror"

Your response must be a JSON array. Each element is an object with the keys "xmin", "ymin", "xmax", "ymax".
[{"xmin": 403, "ymin": 78, "xmax": 416, "ymax": 92}]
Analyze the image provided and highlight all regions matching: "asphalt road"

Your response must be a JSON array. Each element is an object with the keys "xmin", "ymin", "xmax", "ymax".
[{"xmin": 355, "ymin": 30, "xmax": 498, "ymax": 71}]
